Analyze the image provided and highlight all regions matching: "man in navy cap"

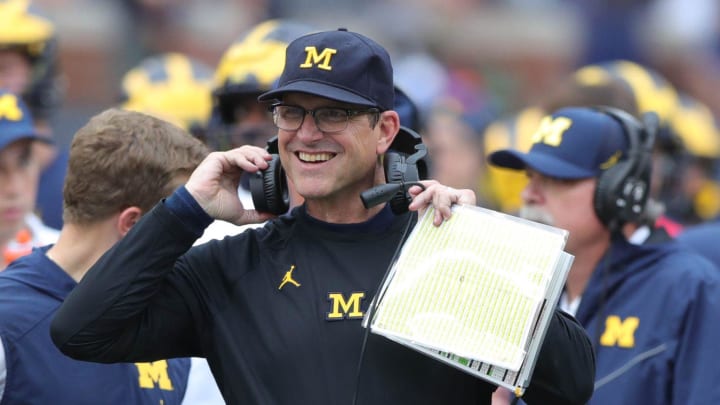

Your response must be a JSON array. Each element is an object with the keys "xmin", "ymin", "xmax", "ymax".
[
  {"xmin": 489, "ymin": 106, "xmax": 720, "ymax": 405},
  {"xmin": 50, "ymin": 29, "xmax": 594, "ymax": 404},
  {"xmin": 0, "ymin": 90, "xmax": 57, "ymax": 270}
]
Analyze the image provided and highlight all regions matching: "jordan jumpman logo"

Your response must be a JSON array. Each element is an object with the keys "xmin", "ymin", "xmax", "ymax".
[{"xmin": 278, "ymin": 265, "xmax": 301, "ymax": 290}]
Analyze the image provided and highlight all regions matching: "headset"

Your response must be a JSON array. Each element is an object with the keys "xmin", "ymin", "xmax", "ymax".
[
  {"xmin": 592, "ymin": 106, "xmax": 658, "ymax": 231},
  {"xmin": 249, "ymin": 126, "xmax": 428, "ymax": 215},
  {"xmin": 361, "ymin": 127, "xmax": 429, "ymax": 214}
]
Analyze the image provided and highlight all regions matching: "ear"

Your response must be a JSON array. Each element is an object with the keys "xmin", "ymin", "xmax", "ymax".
[
  {"xmin": 376, "ymin": 110, "xmax": 400, "ymax": 155},
  {"xmin": 117, "ymin": 206, "xmax": 143, "ymax": 237}
]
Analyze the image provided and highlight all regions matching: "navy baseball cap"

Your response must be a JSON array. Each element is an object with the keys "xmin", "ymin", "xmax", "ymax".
[
  {"xmin": 258, "ymin": 28, "xmax": 394, "ymax": 111},
  {"xmin": 488, "ymin": 107, "xmax": 628, "ymax": 179},
  {"xmin": 0, "ymin": 91, "xmax": 43, "ymax": 150}
]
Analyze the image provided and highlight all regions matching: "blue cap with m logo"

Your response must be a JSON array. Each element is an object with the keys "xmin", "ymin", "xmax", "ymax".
[
  {"xmin": 488, "ymin": 107, "xmax": 630, "ymax": 180},
  {"xmin": 0, "ymin": 91, "xmax": 43, "ymax": 150},
  {"xmin": 258, "ymin": 28, "xmax": 395, "ymax": 111}
]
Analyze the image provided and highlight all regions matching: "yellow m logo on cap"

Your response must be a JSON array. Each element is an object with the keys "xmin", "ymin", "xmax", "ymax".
[
  {"xmin": 0, "ymin": 94, "xmax": 23, "ymax": 121},
  {"xmin": 531, "ymin": 116, "xmax": 572, "ymax": 147},
  {"xmin": 300, "ymin": 46, "xmax": 337, "ymax": 71}
]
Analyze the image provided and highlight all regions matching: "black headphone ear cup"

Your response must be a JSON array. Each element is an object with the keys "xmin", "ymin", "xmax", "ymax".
[
  {"xmin": 591, "ymin": 107, "xmax": 655, "ymax": 230},
  {"xmin": 384, "ymin": 151, "xmax": 413, "ymax": 214},
  {"xmin": 594, "ymin": 162, "xmax": 623, "ymax": 226},
  {"xmin": 249, "ymin": 154, "xmax": 289, "ymax": 215},
  {"xmin": 595, "ymin": 160, "xmax": 643, "ymax": 228}
]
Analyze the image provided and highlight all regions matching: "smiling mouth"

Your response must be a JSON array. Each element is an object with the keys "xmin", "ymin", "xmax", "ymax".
[{"xmin": 298, "ymin": 152, "xmax": 336, "ymax": 163}]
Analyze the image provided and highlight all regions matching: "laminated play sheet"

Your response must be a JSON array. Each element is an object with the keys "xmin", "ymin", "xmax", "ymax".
[{"xmin": 367, "ymin": 204, "xmax": 573, "ymax": 393}]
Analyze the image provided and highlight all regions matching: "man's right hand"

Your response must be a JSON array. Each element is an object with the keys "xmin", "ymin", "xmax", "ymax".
[{"xmin": 185, "ymin": 145, "xmax": 275, "ymax": 225}]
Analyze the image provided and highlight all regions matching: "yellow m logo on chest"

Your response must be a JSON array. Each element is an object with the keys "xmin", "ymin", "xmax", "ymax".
[
  {"xmin": 327, "ymin": 292, "xmax": 365, "ymax": 320},
  {"xmin": 600, "ymin": 315, "xmax": 639, "ymax": 348},
  {"xmin": 135, "ymin": 360, "xmax": 174, "ymax": 390},
  {"xmin": 300, "ymin": 47, "xmax": 337, "ymax": 71}
]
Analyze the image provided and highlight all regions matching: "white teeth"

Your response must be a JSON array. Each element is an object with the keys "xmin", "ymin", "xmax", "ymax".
[{"xmin": 298, "ymin": 152, "xmax": 334, "ymax": 162}]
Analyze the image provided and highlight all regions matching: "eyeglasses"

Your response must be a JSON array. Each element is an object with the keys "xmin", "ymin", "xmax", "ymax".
[{"xmin": 271, "ymin": 104, "xmax": 380, "ymax": 133}]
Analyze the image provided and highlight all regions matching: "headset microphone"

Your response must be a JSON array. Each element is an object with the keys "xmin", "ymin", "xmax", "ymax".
[
  {"xmin": 360, "ymin": 181, "xmax": 425, "ymax": 210},
  {"xmin": 361, "ymin": 183, "xmax": 403, "ymax": 209}
]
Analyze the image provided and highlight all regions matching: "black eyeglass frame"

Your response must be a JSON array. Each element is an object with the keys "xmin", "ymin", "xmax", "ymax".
[{"xmin": 270, "ymin": 103, "xmax": 381, "ymax": 133}]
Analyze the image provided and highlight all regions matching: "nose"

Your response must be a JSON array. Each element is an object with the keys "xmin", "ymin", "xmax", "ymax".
[
  {"xmin": 521, "ymin": 175, "xmax": 543, "ymax": 205},
  {"xmin": 295, "ymin": 111, "xmax": 323, "ymax": 141}
]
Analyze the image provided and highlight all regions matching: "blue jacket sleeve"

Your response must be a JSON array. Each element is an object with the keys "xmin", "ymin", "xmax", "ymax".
[
  {"xmin": 671, "ymin": 263, "xmax": 720, "ymax": 404},
  {"xmin": 50, "ymin": 187, "xmax": 213, "ymax": 362}
]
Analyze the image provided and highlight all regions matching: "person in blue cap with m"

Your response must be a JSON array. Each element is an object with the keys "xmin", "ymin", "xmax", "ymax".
[
  {"xmin": 489, "ymin": 106, "xmax": 720, "ymax": 405},
  {"xmin": 49, "ymin": 29, "xmax": 594, "ymax": 404},
  {"xmin": 0, "ymin": 90, "xmax": 57, "ymax": 271}
]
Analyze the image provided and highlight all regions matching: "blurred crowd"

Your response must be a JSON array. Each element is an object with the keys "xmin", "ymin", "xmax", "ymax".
[{"xmin": 14, "ymin": 0, "xmax": 720, "ymax": 227}]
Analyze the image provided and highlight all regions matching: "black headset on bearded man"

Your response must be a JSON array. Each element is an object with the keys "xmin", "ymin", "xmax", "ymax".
[
  {"xmin": 249, "ymin": 127, "xmax": 429, "ymax": 215},
  {"xmin": 592, "ymin": 106, "xmax": 658, "ymax": 231}
]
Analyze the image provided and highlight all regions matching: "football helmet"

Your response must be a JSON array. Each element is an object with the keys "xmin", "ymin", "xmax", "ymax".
[
  {"xmin": 573, "ymin": 60, "xmax": 682, "ymax": 152},
  {"xmin": 0, "ymin": 0, "xmax": 62, "ymax": 120},
  {"xmin": 670, "ymin": 94, "xmax": 720, "ymax": 160},
  {"xmin": 207, "ymin": 19, "xmax": 316, "ymax": 150},
  {"xmin": 664, "ymin": 94, "xmax": 720, "ymax": 222},
  {"xmin": 213, "ymin": 19, "xmax": 316, "ymax": 121},
  {"xmin": 120, "ymin": 52, "xmax": 213, "ymax": 138},
  {"xmin": 573, "ymin": 60, "xmax": 678, "ymax": 123}
]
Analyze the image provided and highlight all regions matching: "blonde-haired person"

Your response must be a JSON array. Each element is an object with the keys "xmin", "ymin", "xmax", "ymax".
[{"xmin": 0, "ymin": 109, "xmax": 209, "ymax": 403}]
